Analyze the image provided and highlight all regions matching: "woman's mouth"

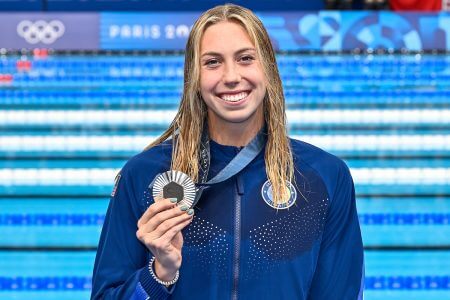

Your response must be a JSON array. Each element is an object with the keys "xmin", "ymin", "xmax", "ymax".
[{"xmin": 218, "ymin": 91, "xmax": 250, "ymax": 103}]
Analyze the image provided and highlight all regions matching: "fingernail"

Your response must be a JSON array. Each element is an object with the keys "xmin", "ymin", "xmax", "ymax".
[
  {"xmin": 180, "ymin": 205, "xmax": 188, "ymax": 211},
  {"xmin": 187, "ymin": 209, "xmax": 194, "ymax": 215},
  {"xmin": 169, "ymin": 198, "xmax": 178, "ymax": 203}
]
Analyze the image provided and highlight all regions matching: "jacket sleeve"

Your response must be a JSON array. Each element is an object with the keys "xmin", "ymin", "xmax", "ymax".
[
  {"xmin": 308, "ymin": 162, "xmax": 364, "ymax": 300},
  {"xmin": 91, "ymin": 164, "xmax": 175, "ymax": 300}
]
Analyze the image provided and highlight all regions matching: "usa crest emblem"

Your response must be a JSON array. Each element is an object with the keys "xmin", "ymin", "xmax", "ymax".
[{"xmin": 261, "ymin": 180, "xmax": 297, "ymax": 209}]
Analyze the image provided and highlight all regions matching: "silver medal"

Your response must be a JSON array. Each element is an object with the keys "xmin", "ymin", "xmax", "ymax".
[{"xmin": 152, "ymin": 170, "xmax": 197, "ymax": 208}]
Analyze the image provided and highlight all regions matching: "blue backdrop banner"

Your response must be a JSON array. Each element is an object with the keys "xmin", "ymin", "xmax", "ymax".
[
  {"xmin": 100, "ymin": 11, "xmax": 450, "ymax": 51},
  {"xmin": 0, "ymin": 11, "xmax": 449, "ymax": 51}
]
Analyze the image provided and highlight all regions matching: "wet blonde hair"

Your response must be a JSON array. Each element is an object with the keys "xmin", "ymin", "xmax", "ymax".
[{"xmin": 146, "ymin": 3, "xmax": 294, "ymax": 206}]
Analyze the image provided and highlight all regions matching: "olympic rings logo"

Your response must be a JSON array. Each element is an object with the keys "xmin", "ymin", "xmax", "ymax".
[{"xmin": 17, "ymin": 20, "xmax": 65, "ymax": 44}]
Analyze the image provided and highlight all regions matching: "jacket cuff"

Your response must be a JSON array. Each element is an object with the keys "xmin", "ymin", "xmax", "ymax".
[{"xmin": 139, "ymin": 264, "xmax": 176, "ymax": 299}]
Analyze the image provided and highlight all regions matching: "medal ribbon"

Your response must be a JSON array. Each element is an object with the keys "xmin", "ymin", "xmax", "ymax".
[{"xmin": 193, "ymin": 126, "xmax": 266, "ymax": 206}]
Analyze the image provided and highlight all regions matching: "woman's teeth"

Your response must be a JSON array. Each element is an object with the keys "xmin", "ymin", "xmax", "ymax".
[{"xmin": 220, "ymin": 92, "xmax": 249, "ymax": 102}]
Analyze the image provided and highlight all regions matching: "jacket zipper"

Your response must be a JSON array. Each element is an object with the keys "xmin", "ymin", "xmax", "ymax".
[
  {"xmin": 232, "ymin": 172, "xmax": 244, "ymax": 300},
  {"xmin": 232, "ymin": 186, "xmax": 241, "ymax": 300}
]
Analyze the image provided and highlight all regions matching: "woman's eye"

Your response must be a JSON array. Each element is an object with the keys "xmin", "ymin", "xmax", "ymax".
[
  {"xmin": 205, "ymin": 59, "xmax": 220, "ymax": 67},
  {"xmin": 240, "ymin": 55, "xmax": 255, "ymax": 63}
]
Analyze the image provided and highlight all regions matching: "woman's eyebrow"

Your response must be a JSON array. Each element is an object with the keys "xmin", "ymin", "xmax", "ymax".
[
  {"xmin": 235, "ymin": 47, "xmax": 256, "ymax": 55},
  {"xmin": 201, "ymin": 51, "xmax": 222, "ymax": 58},
  {"xmin": 201, "ymin": 47, "xmax": 256, "ymax": 58}
]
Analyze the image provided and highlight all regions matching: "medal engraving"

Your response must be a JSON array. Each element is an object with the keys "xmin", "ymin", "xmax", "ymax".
[{"xmin": 163, "ymin": 181, "xmax": 184, "ymax": 202}]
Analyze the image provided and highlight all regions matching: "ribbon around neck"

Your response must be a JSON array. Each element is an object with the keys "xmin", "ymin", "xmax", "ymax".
[{"xmin": 193, "ymin": 125, "xmax": 266, "ymax": 206}]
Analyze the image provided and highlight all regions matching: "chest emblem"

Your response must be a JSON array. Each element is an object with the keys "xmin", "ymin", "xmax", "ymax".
[{"xmin": 261, "ymin": 180, "xmax": 297, "ymax": 209}]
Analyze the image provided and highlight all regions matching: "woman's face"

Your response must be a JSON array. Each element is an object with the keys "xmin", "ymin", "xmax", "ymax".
[{"xmin": 199, "ymin": 21, "xmax": 266, "ymax": 131}]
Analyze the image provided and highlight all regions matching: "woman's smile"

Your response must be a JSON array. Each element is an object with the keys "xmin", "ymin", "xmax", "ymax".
[{"xmin": 217, "ymin": 90, "xmax": 251, "ymax": 104}]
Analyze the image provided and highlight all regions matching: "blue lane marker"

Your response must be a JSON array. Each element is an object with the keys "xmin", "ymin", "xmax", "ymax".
[
  {"xmin": 365, "ymin": 276, "xmax": 450, "ymax": 290},
  {"xmin": 1, "ymin": 213, "xmax": 449, "ymax": 226},
  {"xmin": 359, "ymin": 213, "xmax": 450, "ymax": 225},
  {"xmin": 0, "ymin": 214, "xmax": 104, "ymax": 226},
  {"xmin": 0, "ymin": 276, "xmax": 449, "ymax": 290},
  {"xmin": 0, "ymin": 277, "xmax": 91, "ymax": 291}
]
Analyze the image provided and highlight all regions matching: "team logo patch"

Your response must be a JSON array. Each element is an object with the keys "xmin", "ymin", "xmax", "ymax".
[
  {"xmin": 111, "ymin": 173, "xmax": 121, "ymax": 197},
  {"xmin": 261, "ymin": 180, "xmax": 297, "ymax": 209}
]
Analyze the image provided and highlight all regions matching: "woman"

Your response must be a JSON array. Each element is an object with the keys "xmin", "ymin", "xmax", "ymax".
[{"xmin": 91, "ymin": 4, "xmax": 364, "ymax": 299}]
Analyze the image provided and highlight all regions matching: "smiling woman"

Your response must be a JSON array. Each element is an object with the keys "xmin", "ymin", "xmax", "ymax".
[{"xmin": 91, "ymin": 4, "xmax": 365, "ymax": 300}]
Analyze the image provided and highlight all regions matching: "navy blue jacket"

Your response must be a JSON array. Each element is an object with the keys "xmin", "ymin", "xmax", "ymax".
[{"xmin": 91, "ymin": 138, "xmax": 364, "ymax": 299}]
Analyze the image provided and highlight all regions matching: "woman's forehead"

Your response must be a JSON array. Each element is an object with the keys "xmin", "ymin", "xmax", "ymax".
[{"xmin": 200, "ymin": 21, "xmax": 255, "ymax": 54}]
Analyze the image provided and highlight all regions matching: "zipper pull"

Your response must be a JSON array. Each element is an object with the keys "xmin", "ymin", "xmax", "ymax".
[{"xmin": 236, "ymin": 174, "xmax": 244, "ymax": 195}]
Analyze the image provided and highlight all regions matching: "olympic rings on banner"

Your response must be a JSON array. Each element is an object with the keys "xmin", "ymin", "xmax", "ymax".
[{"xmin": 17, "ymin": 20, "xmax": 65, "ymax": 44}]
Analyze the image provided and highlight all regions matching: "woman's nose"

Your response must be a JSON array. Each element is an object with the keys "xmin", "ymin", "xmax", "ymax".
[{"xmin": 223, "ymin": 63, "xmax": 241, "ymax": 85}]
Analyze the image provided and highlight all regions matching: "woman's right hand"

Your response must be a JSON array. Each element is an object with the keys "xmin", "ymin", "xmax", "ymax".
[{"xmin": 136, "ymin": 198, "xmax": 194, "ymax": 281}]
